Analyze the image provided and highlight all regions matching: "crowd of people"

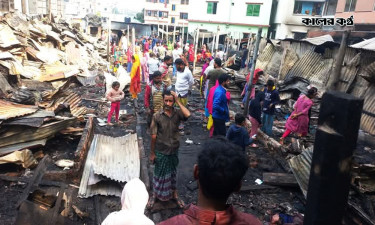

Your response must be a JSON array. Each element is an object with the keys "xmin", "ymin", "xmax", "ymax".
[{"xmin": 104, "ymin": 31, "xmax": 318, "ymax": 224}]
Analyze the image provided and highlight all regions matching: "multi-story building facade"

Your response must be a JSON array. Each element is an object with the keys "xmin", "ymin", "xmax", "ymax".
[
  {"xmin": 335, "ymin": 0, "xmax": 375, "ymax": 31},
  {"xmin": 0, "ymin": 0, "xmax": 64, "ymax": 16},
  {"xmin": 144, "ymin": 0, "xmax": 190, "ymax": 33},
  {"xmin": 187, "ymin": 0, "xmax": 272, "ymax": 40},
  {"xmin": 270, "ymin": 0, "xmax": 338, "ymax": 39}
]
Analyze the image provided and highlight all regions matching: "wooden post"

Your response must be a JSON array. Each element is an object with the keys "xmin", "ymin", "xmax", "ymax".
[
  {"xmin": 330, "ymin": 30, "xmax": 350, "ymax": 90},
  {"xmin": 193, "ymin": 28, "xmax": 200, "ymax": 74},
  {"xmin": 181, "ymin": 23, "xmax": 185, "ymax": 44},
  {"xmin": 244, "ymin": 27, "xmax": 262, "ymax": 116},
  {"xmin": 107, "ymin": 17, "xmax": 111, "ymax": 61},
  {"xmin": 132, "ymin": 27, "xmax": 135, "ymax": 54},
  {"xmin": 127, "ymin": 25, "xmax": 130, "ymax": 50},
  {"xmin": 211, "ymin": 35, "xmax": 215, "ymax": 54},
  {"xmin": 48, "ymin": 0, "xmax": 52, "ymax": 21},
  {"xmin": 173, "ymin": 23, "xmax": 176, "ymax": 44},
  {"xmin": 166, "ymin": 24, "xmax": 169, "ymax": 45},
  {"xmin": 304, "ymin": 91, "xmax": 363, "ymax": 225},
  {"xmin": 215, "ymin": 27, "xmax": 220, "ymax": 52},
  {"xmin": 245, "ymin": 32, "xmax": 252, "ymax": 70},
  {"xmin": 21, "ymin": 0, "xmax": 27, "ymax": 14},
  {"xmin": 201, "ymin": 33, "xmax": 205, "ymax": 47}
]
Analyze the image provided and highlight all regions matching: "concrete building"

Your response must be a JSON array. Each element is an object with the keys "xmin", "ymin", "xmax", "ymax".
[
  {"xmin": 187, "ymin": 0, "xmax": 272, "ymax": 40},
  {"xmin": 335, "ymin": 0, "xmax": 375, "ymax": 31},
  {"xmin": 144, "ymin": 0, "xmax": 190, "ymax": 35},
  {"xmin": 270, "ymin": 0, "xmax": 338, "ymax": 40},
  {"xmin": 0, "ymin": 0, "xmax": 64, "ymax": 15}
]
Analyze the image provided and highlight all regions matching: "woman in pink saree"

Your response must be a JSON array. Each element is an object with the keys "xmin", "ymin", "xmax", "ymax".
[{"xmin": 280, "ymin": 87, "xmax": 318, "ymax": 145}]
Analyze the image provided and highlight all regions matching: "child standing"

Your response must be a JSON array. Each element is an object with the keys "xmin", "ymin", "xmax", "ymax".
[
  {"xmin": 106, "ymin": 81, "xmax": 124, "ymax": 125},
  {"xmin": 226, "ymin": 113, "xmax": 257, "ymax": 151}
]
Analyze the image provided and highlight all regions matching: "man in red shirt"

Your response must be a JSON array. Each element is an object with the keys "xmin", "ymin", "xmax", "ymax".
[{"xmin": 159, "ymin": 137, "xmax": 262, "ymax": 225}]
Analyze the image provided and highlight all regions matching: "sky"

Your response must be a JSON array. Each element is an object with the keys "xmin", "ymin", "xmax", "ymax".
[{"xmin": 115, "ymin": 0, "xmax": 146, "ymax": 12}]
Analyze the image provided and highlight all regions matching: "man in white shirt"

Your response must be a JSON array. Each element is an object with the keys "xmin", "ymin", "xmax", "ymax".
[
  {"xmin": 158, "ymin": 43, "xmax": 166, "ymax": 61},
  {"xmin": 121, "ymin": 33, "xmax": 128, "ymax": 54},
  {"xmin": 172, "ymin": 44, "xmax": 180, "ymax": 77},
  {"xmin": 175, "ymin": 58, "xmax": 194, "ymax": 107},
  {"xmin": 147, "ymin": 52, "xmax": 160, "ymax": 76},
  {"xmin": 217, "ymin": 47, "xmax": 224, "ymax": 61}
]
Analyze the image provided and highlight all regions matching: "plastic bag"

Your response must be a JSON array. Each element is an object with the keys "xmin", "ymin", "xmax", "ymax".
[{"xmin": 207, "ymin": 115, "xmax": 213, "ymax": 130}]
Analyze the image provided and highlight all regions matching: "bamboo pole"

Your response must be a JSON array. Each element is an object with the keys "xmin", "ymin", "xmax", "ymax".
[
  {"xmin": 330, "ymin": 30, "xmax": 350, "ymax": 90},
  {"xmin": 181, "ymin": 23, "xmax": 185, "ymax": 44},
  {"xmin": 132, "ymin": 27, "xmax": 135, "ymax": 54},
  {"xmin": 173, "ymin": 23, "xmax": 176, "ymax": 44},
  {"xmin": 193, "ymin": 28, "xmax": 200, "ymax": 74},
  {"xmin": 244, "ymin": 27, "xmax": 262, "ymax": 116}
]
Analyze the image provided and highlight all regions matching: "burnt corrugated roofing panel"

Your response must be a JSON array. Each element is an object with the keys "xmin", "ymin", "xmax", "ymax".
[
  {"xmin": 288, "ymin": 148, "xmax": 314, "ymax": 198},
  {"xmin": 0, "ymin": 100, "xmax": 38, "ymax": 120},
  {"xmin": 47, "ymin": 92, "xmax": 87, "ymax": 117},
  {"xmin": 350, "ymin": 37, "xmax": 375, "ymax": 51},
  {"xmin": 93, "ymin": 134, "xmax": 140, "ymax": 183},
  {"xmin": 278, "ymin": 48, "xmax": 299, "ymax": 80},
  {"xmin": 285, "ymin": 50, "xmax": 323, "ymax": 81},
  {"xmin": 361, "ymin": 85, "xmax": 375, "ymax": 136},
  {"xmin": 336, "ymin": 51, "xmax": 360, "ymax": 93},
  {"xmin": 256, "ymin": 44, "xmax": 275, "ymax": 71},
  {"xmin": 78, "ymin": 135, "xmax": 123, "ymax": 198},
  {"xmin": 302, "ymin": 35, "xmax": 335, "ymax": 46}
]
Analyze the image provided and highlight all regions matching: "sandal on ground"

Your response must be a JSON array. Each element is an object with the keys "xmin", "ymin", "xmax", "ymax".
[
  {"xmin": 250, "ymin": 143, "xmax": 258, "ymax": 148},
  {"xmin": 146, "ymin": 196, "xmax": 155, "ymax": 209},
  {"xmin": 279, "ymin": 137, "xmax": 284, "ymax": 145}
]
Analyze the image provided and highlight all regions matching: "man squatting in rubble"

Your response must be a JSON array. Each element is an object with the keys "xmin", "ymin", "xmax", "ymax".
[{"xmin": 148, "ymin": 90, "xmax": 191, "ymax": 209}]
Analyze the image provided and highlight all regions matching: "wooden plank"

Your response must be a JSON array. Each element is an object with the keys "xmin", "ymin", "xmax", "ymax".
[
  {"xmin": 240, "ymin": 184, "xmax": 277, "ymax": 192},
  {"xmin": 263, "ymin": 172, "xmax": 298, "ymax": 187},
  {"xmin": 16, "ymin": 155, "xmax": 51, "ymax": 208}
]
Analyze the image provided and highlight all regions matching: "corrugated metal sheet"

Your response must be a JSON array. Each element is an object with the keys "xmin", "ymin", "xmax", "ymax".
[
  {"xmin": 360, "ymin": 85, "xmax": 375, "ymax": 135},
  {"xmin": 285, "ymin": 50, "xmax": 323, "ymax": 81},
  {"xmin": 350, "ymin": 37, "xmax": 375, "ymax": 51},
  {"xmin": 77, "ymin": 75, "xmax": 97, "ymax": 86},
  {"xmin": 291, "ymin": 42, "xmax": 315, "ymax": 58},
  {"xmin": 0, "ymin": 100, "xmax": 38, "ymax": 120},
  {"xmin": 78, "ymin": 135, "xmax": 123, "ymax": 198},
  {"xmin": 265, "ymin": 49, "xmax": 283, "ymax": 78},
  {"xmin": 302, "ymin": 35, "xmax": 335, "ymax": 46},
  {"xmin": 0, "ymin": 118, "xmax": 76, "ymax": 148},
  {"xmin": 93, "ymin": 134, "xmax": 140, "ymax": 182},
  {"xmin": 47, "ymin": 92, "xmax": 87, "ymax": 117},
  {"xmin": 256, "ymin": 44, "xmax": 275, "ymax": 71},
  {"xmin": 336, "ymin": 51, "xmax": 360, "ymax": 93},
  {"xmin": 288, "ymin": 148, "xmax": 314, "ymax": 198},
  {"xmin": 309, "ymin": 58, "xmax": 334, "ymax": 87},
  {"xmin": 0, "ymin": 139, "xmax": 47, "ymax": 156},
  {"xmin": 278, "ymin": 48, "xmax": 299, "ymax": 80},
  {"xmin": 0, "ymin": 72, "xmax": 12, "ymax": 93}
]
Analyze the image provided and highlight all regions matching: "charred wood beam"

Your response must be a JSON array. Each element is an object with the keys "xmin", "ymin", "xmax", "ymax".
[
  {"xmin": 263, "ymin": 172, "xmax": 298, "ymax": 187},
  {"xmin": 304, "ymin": 91, "xmax": 364, "ymax": 225},
  {"xmin": 16, "ymin": 155, "xmax": 52, "ymax": 208}
]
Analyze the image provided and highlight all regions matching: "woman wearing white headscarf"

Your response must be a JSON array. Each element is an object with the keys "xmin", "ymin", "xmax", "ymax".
[{"xmin": 102, "ymin": 178, "xmax": 154, "ymax": 225}]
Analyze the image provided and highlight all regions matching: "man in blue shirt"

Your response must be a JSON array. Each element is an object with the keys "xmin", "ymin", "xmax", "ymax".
[
  {"xmin": 261, "ymin": 79, "xmax": 280, "ymax": 136},
  {"xmin": 212, "ymin": 73, "xmax": 231, "ymax": 136}
]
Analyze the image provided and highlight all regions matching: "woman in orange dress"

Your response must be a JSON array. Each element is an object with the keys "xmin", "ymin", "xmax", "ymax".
[{"xmin": 130, "ymin": 54, "xmax": 141, "ymax": 99}]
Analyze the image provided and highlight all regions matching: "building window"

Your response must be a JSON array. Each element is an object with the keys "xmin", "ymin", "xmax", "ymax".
[
  {"xmin": 246, "ymin": 4, "xmax": 260, "ymax": 16},
  {"xmin": 158, "ymin": 11, "xmax": 168, "ymax": 18},
  {"xmin": 147, "ymin": 10, "xmax": 152, "ymax": 16},
  {"xmin": 146, "ymin": 0, "xmax": 152, "ymax": 2},
  {"xmin": 323, "ymin": 0, "xmax": 338, "ymax": 16},
  {"xmin": 207, "ymin": 2, "xmax": 217, "ymax": 14},
  {"xmin": 171, "ymin": 17, "xmax": 175, "ymax": 23},
  {"xmin": 172, "ymin": 4, "xmax": 176, "ymax": 11},
  {"xmin": 294, "ymin": 1, "xmax": 323, "ymax": 16},
  {"xmin": 344, "ymin": 0, "xmax": 357, "ymax": 12},
  {"xmin": 154, "ymin": 11, "xmax": 158, "ymax": 17},
  {"xmin": 180, "ymin": 13, "xmax": 188, "ymax": 19},
  {"xmin": 181, "ymin": 0, "xmax": 189, "ymax": 4}
]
